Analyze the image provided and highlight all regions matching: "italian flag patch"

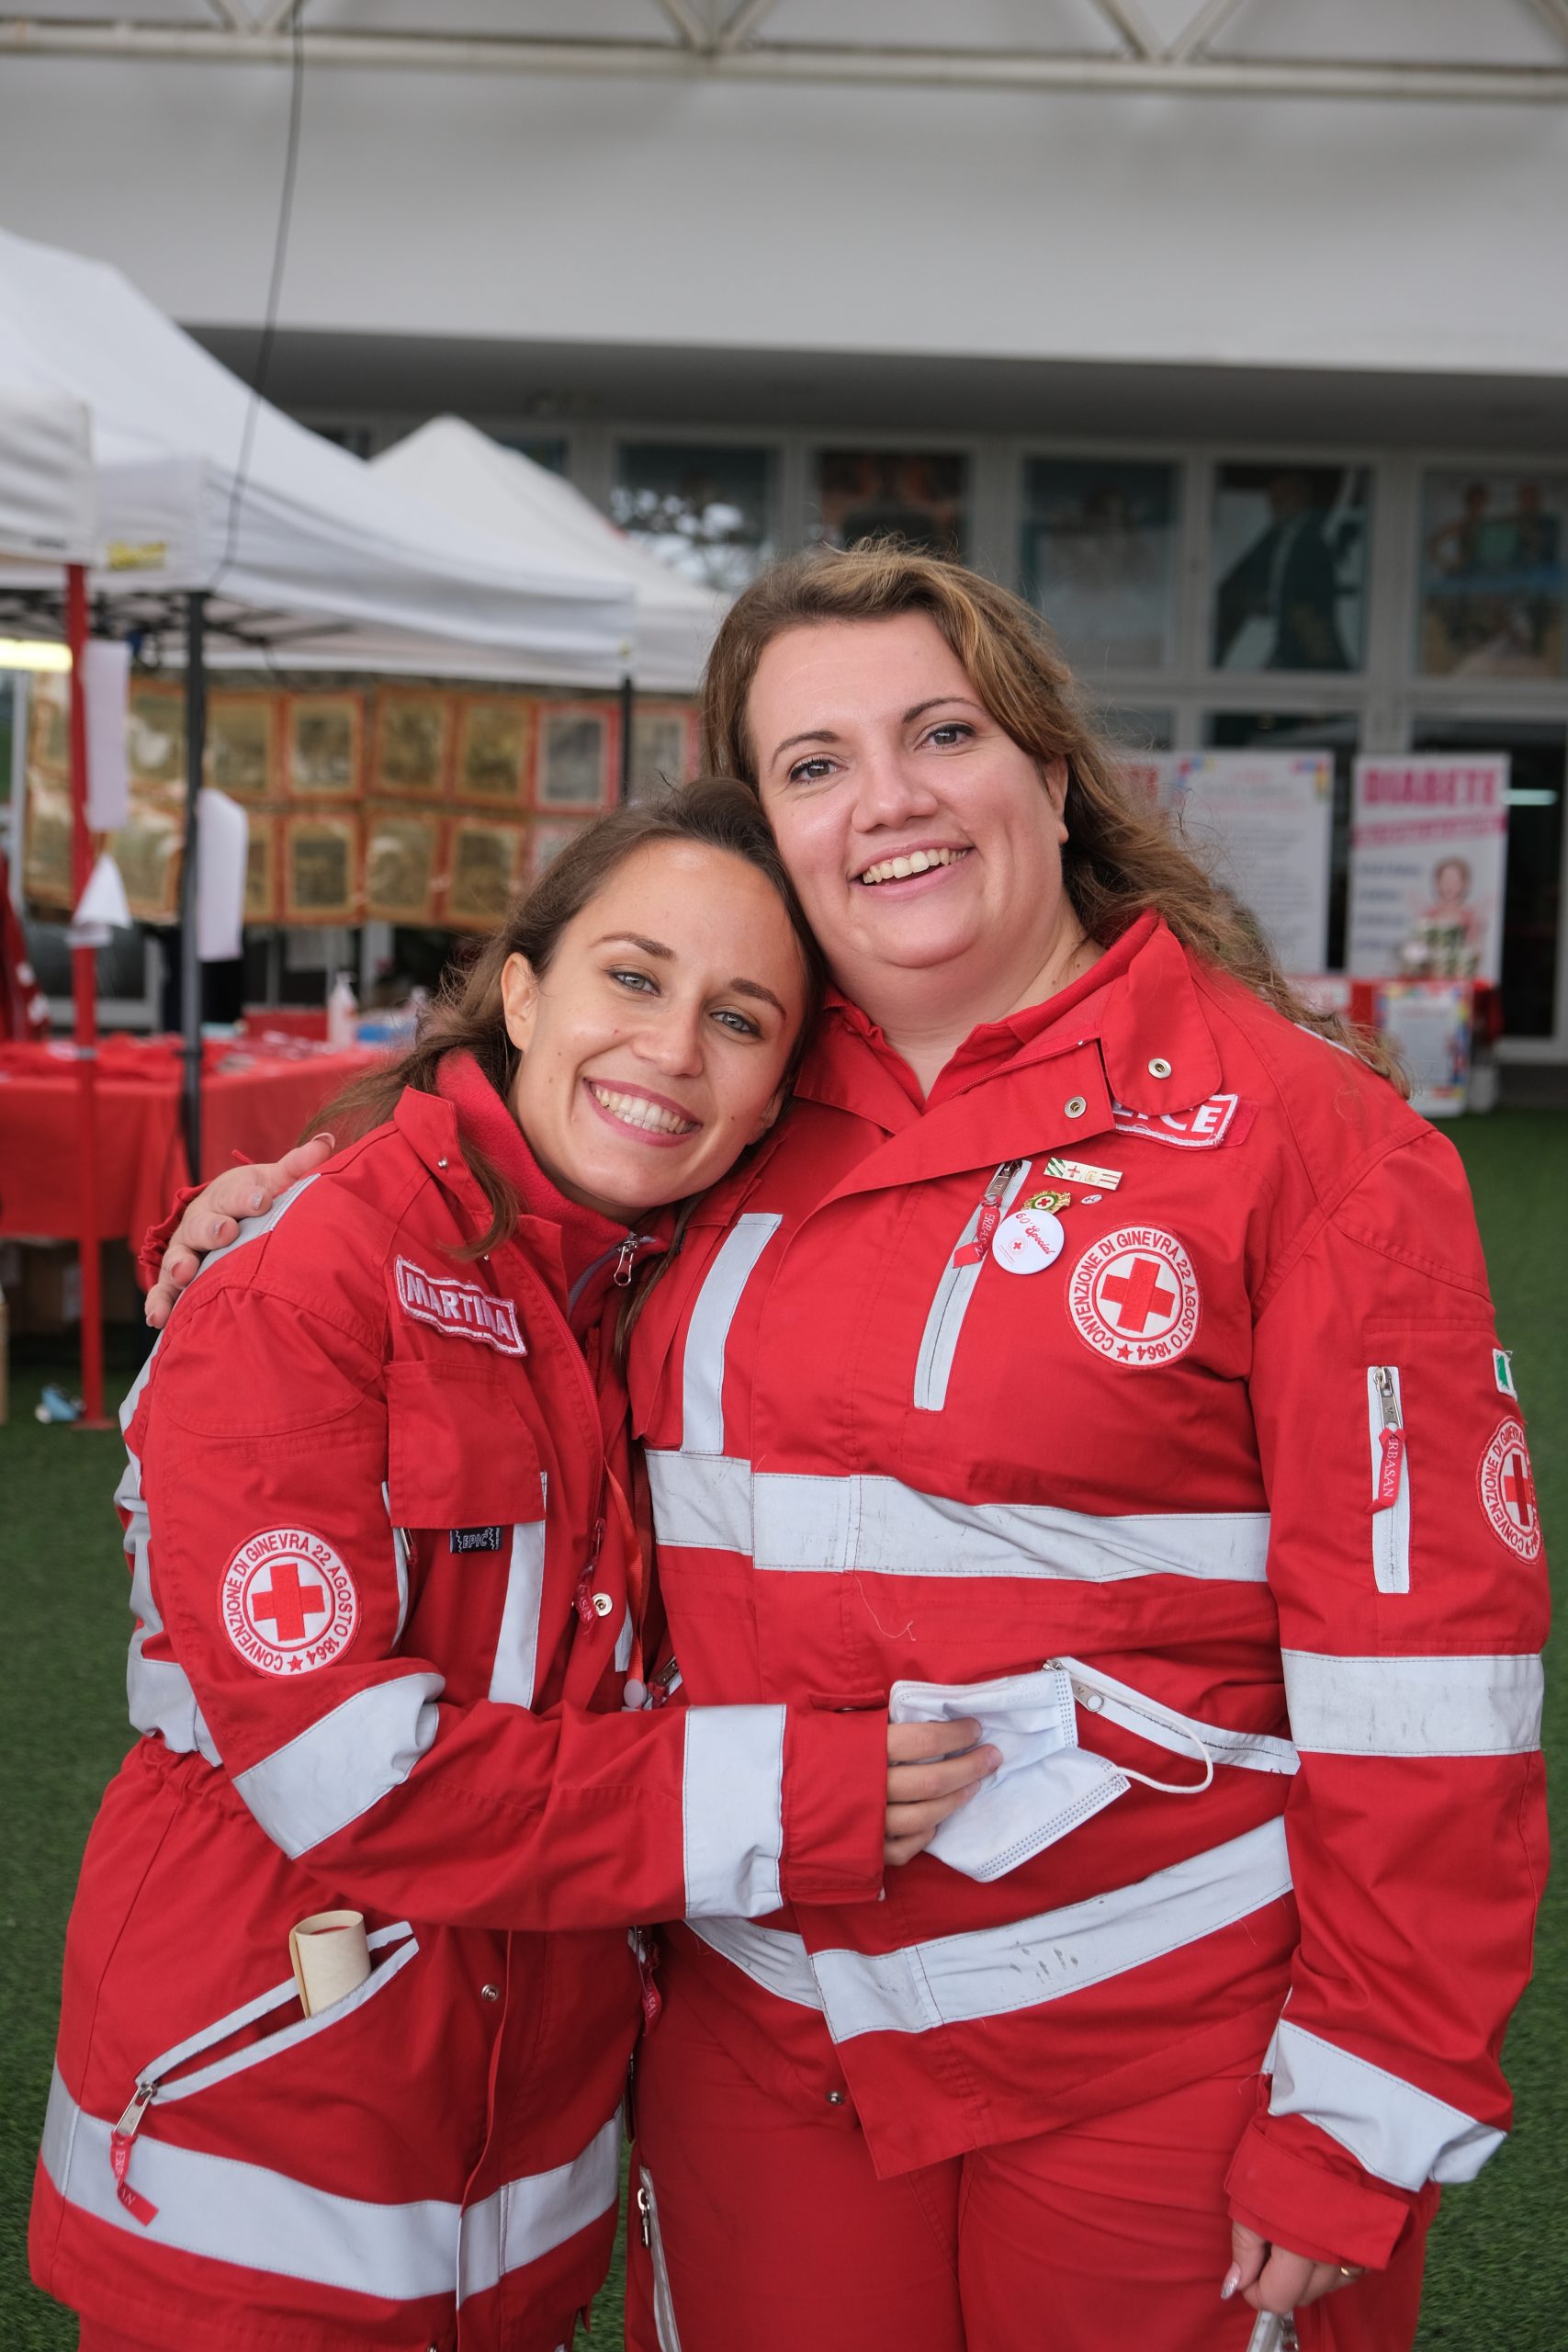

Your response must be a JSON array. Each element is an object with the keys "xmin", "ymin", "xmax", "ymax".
[{"xmin": 1494, "ymin": 1348, "xmax": 1518, "ymax": 1400}]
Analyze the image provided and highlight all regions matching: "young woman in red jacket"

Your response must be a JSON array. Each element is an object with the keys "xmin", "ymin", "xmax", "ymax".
[
  {"xmin": 33, "ymin": 781, "xmax": 991, "ymax": 2352},
  {"xmin": 150, "ymin": 555, "xmax": 1546, "ymax": 2352}
]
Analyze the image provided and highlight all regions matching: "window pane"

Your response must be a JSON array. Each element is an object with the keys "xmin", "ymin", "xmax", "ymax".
[
  {"xmin": 1101, "ymin": 704, "xmax": 1175, "ymax": 752},
  {"xmin": 815, "ymin": 450, "xmax": 966, "ymax": 559},
  {"xmin": 1021, "ymin": 459, "xmax": 1179, "ymax": 672},
  {"xmin": 1211, "ymin": 464, "xmax": 1369, "ymax": 673},
  {"xmin": 1204, "ymin": 711, "xmax": 1359, "ymax": 969},
  {"xmin": 1409, "ymin": 718, "xmax": 1563, "ymax": 1038},
  {"xmin": 1416, "ymin": 470, "xmax": 1567, "ymax": 680},
  {"xmin": 612, "ymin": 443, "xmax": 774, "ymax": 594},
  {"xmin": 496, "ymin": 436, "xmax": 568, "ymax": 476}
]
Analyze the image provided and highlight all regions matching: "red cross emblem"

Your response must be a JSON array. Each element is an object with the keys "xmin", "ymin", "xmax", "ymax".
[
  {"xmin": 1068, "ymin": 1227, "xmax": 1201, "ymax": 1367},
  {"xmin": 1479, "ymin": 1419, "xmax": 1541, "ymax": 1560},
  {"xmin": 221, "ymin": 1529, "xmax": 359, "ymax": 1675}
]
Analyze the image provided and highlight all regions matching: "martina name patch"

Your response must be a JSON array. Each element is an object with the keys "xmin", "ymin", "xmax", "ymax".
[
  {"xmin": 396, "ymin": 1257, "xmax": 525, "ymax": 1356},
  {"xmin": 222, "ymin": 1528, "xmax": 359, "ymax": 1676}
]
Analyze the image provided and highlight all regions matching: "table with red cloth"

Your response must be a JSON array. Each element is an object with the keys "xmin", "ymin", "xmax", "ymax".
[{"xmin": 0, "ymin": 1033, "xmax": 386, "ymax": 1250}]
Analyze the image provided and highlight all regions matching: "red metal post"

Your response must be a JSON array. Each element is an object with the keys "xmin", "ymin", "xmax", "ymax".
[{"xmin": 66, "ymin": 564, "xmax": 110, "ymax": 1428}]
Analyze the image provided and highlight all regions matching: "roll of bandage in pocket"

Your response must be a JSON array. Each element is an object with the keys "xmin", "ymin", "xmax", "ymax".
[{"xmin": 289, "ymin": 1910, "xmax": 370, "ymax": 2017}]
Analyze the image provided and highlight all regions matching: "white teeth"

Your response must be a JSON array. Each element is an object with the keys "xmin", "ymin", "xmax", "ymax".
[
  {"xmin": 589, "ymin": 1084, "xmax": 697, "ymax": 1137},
  {"xmin": 858, "ymin": 846, "xmax": 966, "ymax": 886}
]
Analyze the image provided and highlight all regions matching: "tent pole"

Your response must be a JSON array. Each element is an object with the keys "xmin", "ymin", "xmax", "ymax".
[
  {"xmin": 179, "ymin": 591, "xmax": 208, "ymax": 1179},
  {"xmin": 66, "ymin": 563, "xmax": 110, "ymax": 1428},
  {"xmin": 618, "ymin": 672, "xmax": 634, "ymax": 805}
]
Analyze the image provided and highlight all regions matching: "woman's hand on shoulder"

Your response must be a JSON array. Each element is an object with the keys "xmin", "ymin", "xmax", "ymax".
[
  {"xmin": 1223, "ymin": 2221, "xmax": 1364, "ymax": 2316},
  {"xmin": 884, "ymin": 1718, "xmax": 998, "ymax": 1868},
  {"xmin": 144, "ymin": 1134, "xmax": 337, "ymax": 1329}
]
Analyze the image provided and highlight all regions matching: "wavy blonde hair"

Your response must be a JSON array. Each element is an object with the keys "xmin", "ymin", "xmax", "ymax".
[{"xmin": 702, "ymin": 543, "xmax": 1403, "ymax": 1088}]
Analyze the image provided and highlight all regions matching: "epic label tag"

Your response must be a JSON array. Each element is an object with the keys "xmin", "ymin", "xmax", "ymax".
[
  {"xmin": 450, "ymin": 1525, "xmax": 504, "ymax": 1554},
  {"xmin": 992, "ymin": 1207, "xmax": 1066, "ymax": 1274}
]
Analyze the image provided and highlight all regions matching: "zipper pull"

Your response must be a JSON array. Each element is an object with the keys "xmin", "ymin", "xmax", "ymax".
[
  {"xmin": 574, "ymin": 1517, "xmax": 607, "ymax": 1623},
  {"xmin": 636, "ymin": 2182, "xmax": 653, "ymax": 2248},
  {"xmin": 613, "ymin": 1234, "xmax": 643, "ymax": 1288},
  {"xmin": 952, "ymin": 1161, "xmax": 1021, "ymax": 1268},
  {"xmin": 1372, "ymin": 1366, "xmax": 1405, "ymax": 1510},
  {"xmin": 110, "ymin": 2084, "xmax": 160, "ymax": 2227},
  {"xmin": 649, "ymin": 1655, "xmax": 681, "ymax": 1707}
]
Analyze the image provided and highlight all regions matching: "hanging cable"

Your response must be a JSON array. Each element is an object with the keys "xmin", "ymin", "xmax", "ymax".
[{"xmin": 212, "ymin": 6, "xmax": 308, "ymax": 594}]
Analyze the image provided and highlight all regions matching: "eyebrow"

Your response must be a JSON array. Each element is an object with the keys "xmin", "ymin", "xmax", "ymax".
[
  {"xmin": 595, "ymin": 933, "xmax": 787, "ymax": 1018},
  {"xmin": 767, "ymin": 696, "xmax": 984, "ymax": 771}
]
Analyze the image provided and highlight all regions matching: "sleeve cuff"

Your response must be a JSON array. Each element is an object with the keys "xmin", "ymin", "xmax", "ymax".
[
  {"xmin": 1226, "ymin": 2112, "xmax": 1425, "ymax": 2272},
  {"xmin": 137, "ymin": 1182, "xmax": 208, "ymax": 1292},
  {"xmin": 779, "ymin": 1704, "xmax": 887, "ymax": 1905}
]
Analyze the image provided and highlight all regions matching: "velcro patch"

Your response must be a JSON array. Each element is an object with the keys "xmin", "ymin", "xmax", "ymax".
[
  {"xmin": 396, "ymin": 1258, "xmax": 525, "ymax": 1357},
  {"xmin": 450, "ymin": 1525, "xmax": 505, "ymax": 1554},
  {"xmin": 1112, "ymin": 1093, "xmax": 1255, "ymax": 1150}
]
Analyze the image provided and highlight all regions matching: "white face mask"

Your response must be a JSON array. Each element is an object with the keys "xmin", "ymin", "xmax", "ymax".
[{"xmin": 888, "ymin": 1657, "xmax": 1297, "ymax": 1883}]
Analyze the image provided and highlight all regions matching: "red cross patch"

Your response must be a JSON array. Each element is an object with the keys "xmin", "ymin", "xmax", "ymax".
[
  {"xmin": 221, "ymin": 1528, "xmax": 359, "ymax": 1676},
  {"xmin": 1478, "ymin": 1419, "xmax": 1541, "ymax": 1560},
  {"xmin": 1067, "ymin": 1226, "xmax": 1201, "ymax": 1368}
]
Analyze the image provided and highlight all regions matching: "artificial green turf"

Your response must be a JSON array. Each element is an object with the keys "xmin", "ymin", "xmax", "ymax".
[{"xmin": 4, "ymin": 1111, "xmax": 1563, "ymax": 2346}]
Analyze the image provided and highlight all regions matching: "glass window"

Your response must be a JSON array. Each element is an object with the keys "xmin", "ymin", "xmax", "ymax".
[
  {"xmin": 1021, "ymin": 459, "xmax": 1179, "ymax": 673},
  {"xmin": 1204, "ymin": 711, "xmax": 1359, "ymax": 969},
  {"xmin": 1409, "ymin": 718, "xmax": 1563, "ymax": 1037},
  {"xmin": 815, "ymin": 450, "xmax": 966, "ymax": 559},
  {"xmin": 496, "ymin": 436, "xmax": 568, "ymax": 476},
  {"xmin": 612, "ymin": 443, "xmax": 774, "ymax": 594},
  {"xmin": 1211, "ymin": 464, "xmax": 1369, "ymax": 674},
  {"xmin": 1416, "ymin": 470, "xmax": 1567, "ymax": 680},
  {"xmin": 1100, "ymin": 705, "xmax": 1175, "ymax": 752}
]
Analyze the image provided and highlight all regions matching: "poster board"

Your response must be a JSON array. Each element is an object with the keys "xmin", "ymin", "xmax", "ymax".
[
  {"xmin": 1347, "ymin": 757, "xmax": 1508, "ymax": 984},
  {"xmin": 286, "ymin": 693, "xmax": 364, "ymax": 800},
  {"xmin": 629, "ymin": 704, "xmax": 700, "ymax": 800},
  {"xmin": 1374, "ymin": 979, "xmax": 1473, "ymax": 1117},
  {"xmin": 244, "ymin": 812, "xmax": 279, "ymax": 925},
  {"xmin": 445, "ymin": 819, "xmax": 526, "ymax": 932},
  {"xmin": 283, "ymin": 813, "xmax": 359, "ymax": 924},
  {"xmin": 535, "ymin": 703, "xmax": 618, "ymax": 811},
  {"xmin": 1162, "ymin": 751, "xmax": 1334, "ymax": 973},
  {"xmin": 364, "ymin": 807, "xmax": 442, "ymax": 925},
  {"xmin": 372, "ymin": 686, "xmax": 452, "ymax": 802},
  {"xmin": 207, "ymin": 692, "xmax": 279, "ymax": 800},
  {"xmin": 454, "ymin": 695, "xmax": 532, "ymax": 808}
]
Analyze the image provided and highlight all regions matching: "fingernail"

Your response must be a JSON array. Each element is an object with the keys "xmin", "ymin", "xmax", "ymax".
[
  {"xmin": 1220, "ymin": 2266, "xmax": 1242, "ymax": 2301},
  {"xmin": 310, "ymin": 1131, "xmax": 335, "ymax": 1149},
  {"xmin": 249, "ymin": 1189, "xmax": 265, "ymax": 1210}
]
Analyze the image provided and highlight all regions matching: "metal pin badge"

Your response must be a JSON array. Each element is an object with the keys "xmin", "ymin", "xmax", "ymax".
[
  {"xmin": 1045, "ymin": 1155, "xmax": 1122, "ymax": 1192},
  {"xmin": 992, "ymin": 1206, "xmax": 1066, "ymax": 1275}
]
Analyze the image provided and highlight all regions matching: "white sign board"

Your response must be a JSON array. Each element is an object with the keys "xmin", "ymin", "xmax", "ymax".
[
  {"xmin": 1161, "ymin": 751, "xmax": 1335, "ymax": 974},
  {"xmin": 1347, "ymin": 756, "xmax": 1509, "ymax": 985}
]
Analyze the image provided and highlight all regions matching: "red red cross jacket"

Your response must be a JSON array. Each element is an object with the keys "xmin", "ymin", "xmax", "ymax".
[
  {"xmin": 626, "ymin": 911, "xmax": 1548, "ymax": 2273},
  {"xmin": 31, "ymin": 1082, "xmax": 886, "ymax": 2352}
]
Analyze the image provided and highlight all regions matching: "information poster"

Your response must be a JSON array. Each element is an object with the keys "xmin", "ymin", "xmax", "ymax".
[
  {"xmin": 1347, "ymin": 756, "xmax": 1508, "ymax": 984},
  {"xmin": 1374, "ymin": 979, "xmax": 1473, "ymax": 1118},
  {"xmin": 1160, "ymin": 751, "xmax": 1334, "ymax": 973}
]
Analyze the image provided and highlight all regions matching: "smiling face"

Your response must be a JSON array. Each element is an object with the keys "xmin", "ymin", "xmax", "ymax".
[
  {"xmin": 501, "ymin": 838, "xmax": 808, "ymax": 1223},
  {"xmin": 748, "ymin": 613, "xmax": 1076, "ymax": 1025}
]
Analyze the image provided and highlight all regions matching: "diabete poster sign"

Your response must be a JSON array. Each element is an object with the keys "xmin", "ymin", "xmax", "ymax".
[
  {"xmin": 1347, "ymin": 756, "xmax": 1509, "ymax": 984},
  {"xmin": 1161, "ymin": 752, "xmax": 1334, "ymax": 973}
]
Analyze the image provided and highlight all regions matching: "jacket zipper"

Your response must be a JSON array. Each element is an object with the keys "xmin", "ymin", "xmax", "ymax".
[
  {"xmin": 912, "ymin": 1159, "xmax": 1032, "ymax": 1413},
  {"xmin": 1368, "ymin": 1363, "xmax": 1411, "ymax": 1594},
  {"xmin": 636, "ymin": 2165, "xmax": 684, "ymax": 2350}
]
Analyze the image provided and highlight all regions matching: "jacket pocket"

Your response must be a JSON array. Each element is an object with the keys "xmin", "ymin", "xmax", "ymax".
[
  {"xmin": 1367, "ymin": 1363, "xmax": 1411, "ymax": 1595},
  {"xmin": 913, "ymin": 1159, "xmax": 1033, "ymax": 1412},
  {"xmin": 636, "ymin": 2164, "xmax": 684, "ymax": 2351},
  {"xmin": 111, "ymin": 1923, "xmax": 419, "ymax": 2208},
  {"xmin": 386, "ymin": 1360, "xmax": 544, "ymax": 1531}
]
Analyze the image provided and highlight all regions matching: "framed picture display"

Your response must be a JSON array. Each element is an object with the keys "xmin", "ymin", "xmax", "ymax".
[
  {"xmin": 110, "ymin": 797, "xmax": 184, "ymax": 924},
  {"xmin": 22, "ymin": 764, "xmax": 73, "ymax": 911},
  {"xmin": 283, "ymin": 812, "xmax": 359, "ymax": 923},
  {"xmin": 445, "ymin": 819, "xmax": 526, "ymax": 931},
  {"xmin": 207, "ymin": 691, "xmax": 279, "ymax": 800},
  {"xmin": 815, "ymin": 448, "xmax": 966, "ymax": 560},
  {"xmin": 1021, "ymin": 459, "xmax": 1180, "ymax": 672},
  {"xmin": 528, "ymin": 816, "xmax": 595, "ymax": 880},
  {"xmin": 535, "ymin": 703, "xmax": 617, "ymax": 811},
  {"xmin": 629, "ymin": 704, "xmax": 698, "ymax": 800},
  {"xmin": 364, "ymin": 807, "xmax": 441, "ymax": 925},
  {"xmin": 1416, "ymin": 469, "xmax": 1568, "ymax": 679},
  {"xmin": 372, "ymin": 685, "xmax": 453, "ymax": 801},
  {"xmin": 243, "ymin": 812, "xmax": 279, "ymax": 925},
  {"xmin": 26, "ymin": 673, "xmax": 70, "ymax": 777},
  {"xmin": 127, "ymin": 682, "xmax": 187, "ymax": 787},
  {"xmin": 1210, "ymin": 463, "xmax": 1369, "ymax": 673},
  {"xmin": 454, "ymin": 695, "xmax": 533, "ymax": 808},
  {"xmin": 286, "ymin": 692, "xmax": 363, "ymax": 800}
]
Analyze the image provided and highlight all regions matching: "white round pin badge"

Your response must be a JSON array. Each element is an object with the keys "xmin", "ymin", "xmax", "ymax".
[{"xmin": 992, "ymin": 1206, "xmax": 1066, "ymax": 1274}]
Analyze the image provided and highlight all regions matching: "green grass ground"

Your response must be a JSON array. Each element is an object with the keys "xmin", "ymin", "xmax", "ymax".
[{"xmin": 4, "ymin": 1110, "xmax": 1563, "ymax": 2347}]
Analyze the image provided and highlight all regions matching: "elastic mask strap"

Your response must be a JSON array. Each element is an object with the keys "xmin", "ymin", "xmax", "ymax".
[{"xmin": 1056, "ymin": 1658, "xmax": 1215, "ymax": 1797}]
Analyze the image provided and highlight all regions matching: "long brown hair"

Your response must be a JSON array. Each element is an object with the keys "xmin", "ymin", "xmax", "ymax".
[
  {"xmin": 314, "ymin": 777, "xmax": 826, "ymax": 1253},
  {"xmin": 701, "ymin": 543, "xmax": 1404, "ymax": 1088}
]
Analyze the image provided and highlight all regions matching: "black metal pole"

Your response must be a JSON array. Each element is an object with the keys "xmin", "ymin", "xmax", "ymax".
[
  {"xmin": 179, "ymin": 590, "xmax": 208, "ymax": 1177},
  {"xmin": 618, "ymin": 671, "xmax": 635, "ymax": 806}
]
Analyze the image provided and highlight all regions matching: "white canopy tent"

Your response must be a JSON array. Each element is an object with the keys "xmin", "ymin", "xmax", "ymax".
[
  {"xmin": 372, "ymin": 416, "xmax": 722, "ymax": 693},
  {"xmin": 0, "ymin": 231, "xmax": 637, "ymax": 681},
  {"xmin": 0, "ymin": 383, "xmax": 96, "ymax": 570}
]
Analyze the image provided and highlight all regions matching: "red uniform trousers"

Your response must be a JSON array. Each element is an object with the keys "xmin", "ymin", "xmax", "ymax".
[{"xmin": 626, "ymin": 1981, "xmax": 1433, "ymax": 2352}]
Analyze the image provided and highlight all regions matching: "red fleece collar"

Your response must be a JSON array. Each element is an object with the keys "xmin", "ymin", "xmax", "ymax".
[{"xmin": 434, "ymin": 1050, "xmax": 626, "ymax": 1285}]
